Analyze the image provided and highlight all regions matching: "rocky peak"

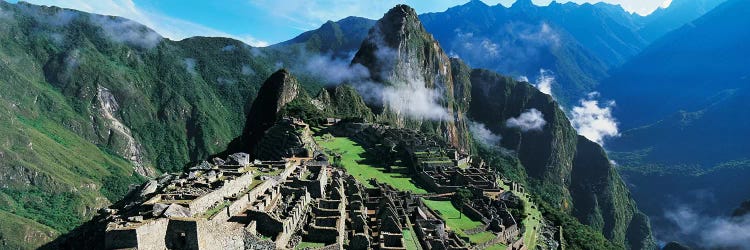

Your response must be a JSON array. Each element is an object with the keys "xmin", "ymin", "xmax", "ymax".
[
  {"xmin": 351, "ymin": 4, "xmax": 468, "ymax": 151},
  {"xmin": 239, "ymin": 69, "xmax": 301, "ymax": 155}
]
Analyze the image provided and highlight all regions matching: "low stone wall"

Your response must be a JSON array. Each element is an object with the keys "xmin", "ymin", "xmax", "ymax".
[{"xmin": 189, "ymin": 171, "xmax": 255, "ymax": 216}]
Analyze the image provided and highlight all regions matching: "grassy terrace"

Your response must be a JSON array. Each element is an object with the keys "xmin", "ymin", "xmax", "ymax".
[
  {"xmin": 498, "ymin": 181, "xmax": 541, "ymax": 249},
  {"xmin": 403, "ymin": 229, "xmax": 421, "ymax": 250},
  {"xmin": 422, "ymin": 200, "xmax": 492, "ymax": 244},
  {"xmin": 295, "ymin": 241, "xmax": 325, "ymax": 249},
  {"xmin": 314, "ymin": 135, "xmax": 427, "ymax": 194},
  {"xmin": 423, "ymin": 199, "xmax": 510, "ymax": 249}
]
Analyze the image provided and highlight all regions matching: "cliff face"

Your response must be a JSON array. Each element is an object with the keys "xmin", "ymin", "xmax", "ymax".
[
  {"xmin": 352, "ymin": 5, "xmax": 471, "ymax": 152},
  {"xmin": 467, "ymin": 69, "xmax": 655, "ymax": 249}
]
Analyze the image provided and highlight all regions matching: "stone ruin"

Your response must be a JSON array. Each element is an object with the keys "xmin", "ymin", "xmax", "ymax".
[{"xmin": 100, "ymin": 119, "xmax": 529, "ymax": 250}]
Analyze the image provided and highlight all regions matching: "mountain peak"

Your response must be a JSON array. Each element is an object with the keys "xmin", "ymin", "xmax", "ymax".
[{"xmin": 512, "ymin": 0, "xmax": 537, "ymax": 9}]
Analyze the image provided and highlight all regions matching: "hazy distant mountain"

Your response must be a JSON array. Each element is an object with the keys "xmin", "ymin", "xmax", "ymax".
[
  {"xmin": 638, "ymin": 0, "xmax": 728, "ymax": 42},
  {"xmin": 602, "ymin": 0, "xmax": 750, "ymax": 245},
  {"xmin": 418, "ymin": 0, "xmax": 648, "ymax": 104},
  {"xmin": 602, "ymin": 0, "xmax": 750, "ymax": 129}
]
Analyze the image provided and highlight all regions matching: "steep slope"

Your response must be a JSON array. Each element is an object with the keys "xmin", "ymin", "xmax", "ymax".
[
  {"xmin": 352, "ymin": 4, "xmax": 472, "ymax": 152},
  {"xmin": 236, "ymin": 69, "xmax": 302, "ymax": 155},
  {"xmin": 0, "ymin": 2, "xmax": 285, "ymax": 247},
  {"xmin": 467, "ymin": 69, "xmax": 655, "ymax": 249}
]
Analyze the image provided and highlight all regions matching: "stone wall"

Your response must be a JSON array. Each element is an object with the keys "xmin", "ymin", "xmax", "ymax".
[
  {"xmin": 188, "ymin": 171, "xmax": 255, "ymax": 216},
  {"xmin": 105, "ymin": 218, "xmax": 170, "ymax": 250}
]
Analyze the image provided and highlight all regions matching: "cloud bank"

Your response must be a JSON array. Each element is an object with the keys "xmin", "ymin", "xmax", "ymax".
[
  {"xmin": 506, "ymin": 109, "xmax": 546, "ymax": 132},
  {"xmin": 570, "ymin": 92, "xmax": 619, "ymax": 145},
  {"xmin": 666, "ymin": 206, "xmax": 750, "ymax": 249}
]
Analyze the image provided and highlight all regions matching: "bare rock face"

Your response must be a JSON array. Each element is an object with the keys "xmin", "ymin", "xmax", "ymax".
[{"xmin": 95, "ymin": 85, "xmax": 156, "ymax": 177}]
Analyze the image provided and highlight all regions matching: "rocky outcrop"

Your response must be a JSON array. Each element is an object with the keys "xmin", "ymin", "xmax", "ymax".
[
  {"xmin": 95, "ymin": 86, "xmax": 154, "ymax": 176},
  {"xmin": 239, "ymin": 69, "xmax": 302, "ymax": 155},
  {"xmin": 352, "ymin": 5, "xmax": 471, "ymax": 152}
]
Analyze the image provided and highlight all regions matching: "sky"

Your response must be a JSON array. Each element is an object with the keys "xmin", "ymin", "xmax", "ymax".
[{"xmin": 7, "ymin": 0, "xmax": 673, "ymax": 47}]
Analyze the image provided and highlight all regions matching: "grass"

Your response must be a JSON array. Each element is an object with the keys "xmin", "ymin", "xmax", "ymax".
[
  {"xmin": 203, "ymin": 201, "xmax": 231, "ymax": 218},
  {"xmin": 295, "ymin": 241, "xmax": 325, "ymax": 249},
  {"xmin": 422, "ymin": 199, "xmax": 495, "ymax": 245},
  {"xmin": 468, "ymin": 231, "xmax": 496, "ymax": 244},
  {"xmin": 403, "ymin": 229, "xmax": 421, "ymax": 250},
  {"xmin": 486, "ymin": 243, "xmax": 508, "ymax": 250},
  {"xmin": 498, "ymin": 181, "xmax": 541, "ymax": 249},
  {"xmin": 315, "ymin": 135, "xmax": 427, "ymax": 194}
]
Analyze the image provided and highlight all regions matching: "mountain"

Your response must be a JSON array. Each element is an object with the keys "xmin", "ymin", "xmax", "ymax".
[
  {"xmin": 273, "ymin": 16, "xmax": 376, "ymax": 59},
  {"xmin": 601, "ymin": 0, "xmax": 750, "ymax": 128},
  {"xmin": 418, "ymin": 0, "xmax": 647, "ymax": 104},
  {"xmin": 349, "ymin": 6, "xmax": 654, "ymax": 248},
  {"xmin": 352, "ymin": 4, "xmax": 473, "ymax": 152},
  {"xmin": 638, "ymin": 0, "xmax": 727, "ymax": 42},
  {"xmin": 600, "ymin": 0, "xmax": 750, "ymax": 245},
  {"xmin": 0, "ymin": 2, "xmax": 289, "ymax": 248},
  {"xmin": 0, "ymin": 2, "xmax": 657, "ymax": 249},
  {"xmin": 467, "ymin": 68, "xmax": 654, "ymax": 249}
]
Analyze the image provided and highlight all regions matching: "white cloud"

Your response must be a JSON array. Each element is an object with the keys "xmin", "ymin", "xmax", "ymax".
[
  {"xmin": 666, "ymin": 206, "xmax": 750, "ymax": 249},
  {"xmin": 506, "ymin": 109, "xmax": 546, "ymax": 132},
  {"xmin": 570, "ymin": 92, "xmax": 619, "ymax": 145},
  {"xmin": 20, "ymin": 0, "xmax": 269, "ymax": 47},
  {"xmin": 302, "ymin": 53, "xmax": 370, "ymax": 85},
  {"xmin": 534, "ymin": 69, "xmax": 554, "ymax": 96},
  {"xmin": 90, "ymin": 15, "xmax": 162, "ymax": 49},
  {"xmin": 469, "ymin": 121, "xmax": 502, "ymax": 146}
]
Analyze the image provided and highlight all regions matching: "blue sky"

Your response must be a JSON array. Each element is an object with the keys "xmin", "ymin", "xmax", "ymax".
[{"xmin": 8, "ymin": 0, "xmax": 672, "ymax": 46}]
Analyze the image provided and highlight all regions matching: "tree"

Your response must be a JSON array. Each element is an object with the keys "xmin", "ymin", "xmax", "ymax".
[{"xmin": 452, "ymin": 188, "xmax": 473, "ymax": 219}]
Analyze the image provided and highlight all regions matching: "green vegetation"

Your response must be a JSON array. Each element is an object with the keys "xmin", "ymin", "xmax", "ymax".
[
  {"xmin": 422, "ymin": 200, "xmax": 485, "ymax": 242},
  {"xmin": 203, "ymin": 201, "xmax": 231, "ymax": 218},
  {"xmin": 315, "ymin": 135, "xmax": 427, "ymax": 194},
  {"xmin": 402, "ymin": 229, "xmax": 421, "ymax": 250},
  {"xmin": 485, "ymin": 243, "xmax": 508, "ymax": 250},
  {"xmin": 497, "ymin": 181, "xmax": 541, "ymax": 249},
  {"xmin": 536, "ymin": 198, "xmax": 620, "ymax": 250},
  {"xmin": 295, "ymin": 241, "xmax": 325, "ymax": 249}
]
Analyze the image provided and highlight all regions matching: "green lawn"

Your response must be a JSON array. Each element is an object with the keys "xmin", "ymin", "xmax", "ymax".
[
  {"xmin": 315, "ymin": 136, "xmax": 427, "ymax": 194},
  {"xmin": 295, "ymin": 241, "xmax": 325, "ymax": 249},
  {"xmin": 403, "ymin": 229, "xmax": 421, "ymax": 250},
  {"xmin": 422, "ymin": 199, "xmax": 495, "ymax": 245},
  {"xmin": 486, "ymin": 243, "xmax": 508, "ymax": 250}
]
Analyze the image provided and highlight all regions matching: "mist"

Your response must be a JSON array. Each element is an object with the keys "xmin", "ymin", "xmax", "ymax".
[
  {"xmin": 665, "ymin": 205, "xmax": 750, "ymax": 249},
  {"xmin": 506, "ymin": 109, "xmax": 546, "ymax": 132},
  {"xmin": 469, "ymin": 121, "xmax": 502, "ymax": 147}
]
